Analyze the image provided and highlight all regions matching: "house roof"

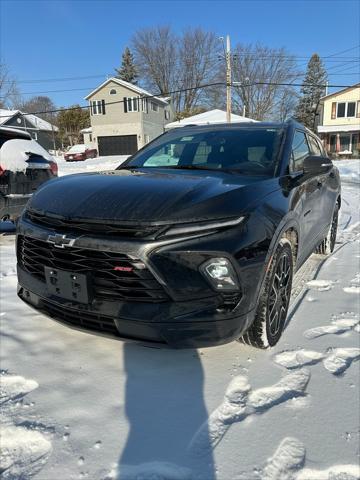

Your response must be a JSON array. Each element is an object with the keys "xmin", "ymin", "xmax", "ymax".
[
  {"xmin": 85, "ymin": 77, "xmax": 169, "ymax": 105},
  {"xmin": 0, "ymin": 109, "xmax": 58, "ymax": 131},
  {"xmin": 165, "ymin": 109, "xmax": 257, "ymax": 129},
  {"xmin": 319, "ymin": 83, "xmax": 360, "ymax": 101}
]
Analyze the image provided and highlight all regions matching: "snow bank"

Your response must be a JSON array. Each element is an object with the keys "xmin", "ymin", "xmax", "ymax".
[
  {"xmin": 56, "ymin": 154, "xmax": 129, "ymax": 176},
  {"xmin": 0, "ymin": 374, "xmax": 38, "ymax": 404},
  {"xmin": 0, "ymin": 425, "xmax": 52, "ymax": 479},
  {"xmin": 334, "ymin": 159, "xmax": 360, "ymax": 185}
]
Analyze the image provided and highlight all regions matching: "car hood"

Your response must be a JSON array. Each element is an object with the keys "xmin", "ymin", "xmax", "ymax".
[{"xmin": 27, "ymin": 168, "xmax": 280, "ymax": 224}]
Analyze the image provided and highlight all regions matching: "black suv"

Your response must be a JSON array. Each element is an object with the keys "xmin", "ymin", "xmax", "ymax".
[
  {"xmin": 0, "ymin": 127, "xmax": 58, "ymax": 224},
  {"xmin": 16, "ymin": 120, "xmax": 340, "ymax": 348}
]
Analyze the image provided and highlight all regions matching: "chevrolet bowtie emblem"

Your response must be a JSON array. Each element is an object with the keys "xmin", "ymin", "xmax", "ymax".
[{"xmin": 47, "ymin": 234, "xmax": 76, "ymax": 249}]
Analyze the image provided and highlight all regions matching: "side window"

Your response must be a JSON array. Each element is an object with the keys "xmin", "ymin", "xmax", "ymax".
[
  {"xmin": 291, "ymin": 131, "xmax": 310, "ymax": 172},
  {"xmin": 307, "ymin": 135, "xmax": 321, "ymax": 156}
]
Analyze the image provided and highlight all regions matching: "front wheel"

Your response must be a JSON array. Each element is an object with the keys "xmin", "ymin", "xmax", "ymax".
[
  {"xmin": 241, "ymin": 239, "xmax": 293, "ymax": 349},
  {"xmin": 315, "ymin": 203, "xmax": 339, "ymax": 255}
]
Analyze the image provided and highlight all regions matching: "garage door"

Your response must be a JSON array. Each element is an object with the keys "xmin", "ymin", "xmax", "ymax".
[{"xmin": 98, "ymin": 135, "xmax": 138, "ymax": 156}]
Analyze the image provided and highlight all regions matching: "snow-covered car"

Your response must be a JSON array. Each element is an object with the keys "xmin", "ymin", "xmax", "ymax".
[
  {"xmin": 0, "ymin": 127, "xmax": 58, "ymax": 223},
  {"xmin": 64, "ymin": 144, "xmax": 97, "ymax": 162}
]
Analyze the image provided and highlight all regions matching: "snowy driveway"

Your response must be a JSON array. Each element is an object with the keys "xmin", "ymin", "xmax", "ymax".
[{"xmin": 0, "ymin": 160, "xmax": 359, "ymax": 480}]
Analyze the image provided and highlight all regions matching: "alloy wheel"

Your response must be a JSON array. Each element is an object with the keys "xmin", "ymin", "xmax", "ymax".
[{"xmin": 267, "ymin": 253, "xmax": 292, "ymax": 337}]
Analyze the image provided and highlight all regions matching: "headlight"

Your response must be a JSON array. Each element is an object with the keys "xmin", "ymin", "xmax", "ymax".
[
  {"xmin": 162, "ymin": 216, "xmax": 245, "ymax": 237},
  {"xmin": 200, "ymin": 257, "xmax": 239, "ymax": 291}
]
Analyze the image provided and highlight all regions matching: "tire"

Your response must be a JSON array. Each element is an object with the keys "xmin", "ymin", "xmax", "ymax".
[
  {"xmin": 241, "ymin": 238, "xmax": 293, "ymax": 349},
  {"xmin": 315, "ymin": 203, "xmax": 339, "ymax": 255}
]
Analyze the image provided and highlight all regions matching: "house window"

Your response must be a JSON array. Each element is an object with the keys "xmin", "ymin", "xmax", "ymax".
[
  {"xmin": 141, "ymin": 98, "xmax": 148, "ymax": 112},
  {"xmin": 109, "ymin": 89, "xmax": 117, "ymax": 95},
  {"xmin": 340, "ymin": 134, "xmax": 351, "ymax": 152},
  {"xmin": 151, "ymin": 101, "xmax": 159, "ymax": 112},
  {"xmin": 126, "ymin": 97, "xmax": 139, "ymax": 112},
  {"xmin": 91, "ymin": 100, "xmax": 105, "ymax": 115},
  {"xmin": 329, "ymin": 135, "xmax": 337, "ymax": 153},
  {"xmin": 337, "ymin": 103, "xmax": 346, "ymax": 118},
  {"xmin": 336, "ymin": 101, "xmax": 356, "ymax": 118},
  {"xmin": 164, "ymin": 110, "xmax": 170, "ymax": 120},
  {"xmin": 347, "ymin": 102, "xmax": 356, "ymax": 117}
]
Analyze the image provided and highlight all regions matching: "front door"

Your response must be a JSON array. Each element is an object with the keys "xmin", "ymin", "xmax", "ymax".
[{"xmin": 291, "ymin": 130, "xmax": 322, "ymax": 257}]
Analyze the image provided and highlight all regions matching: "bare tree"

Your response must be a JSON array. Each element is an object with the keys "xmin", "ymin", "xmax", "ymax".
[
  {"xmin": 177, "ymin": 28, "xmax": 221, "ymax": 113},
  {"xmin": 19, "ymin": 96, "xmax": 57, "ymax": 124},
  {"xmin": 275, "ymin": 87, "xmax": 299, "ymax": 122},
  {"xmin": 132, "ymin": 26, "xmax": 220, "ymax": 114},
  {"xmin": 0, "ymin": 63, "xmax": 21, "ymax": 108},
  {"xmin": 232, "ymin": 44, "xmax": 298, "ymax": 120},
  {"xmin": 132, "ymin": 26, "xmax": 177, "ymax": 96}
]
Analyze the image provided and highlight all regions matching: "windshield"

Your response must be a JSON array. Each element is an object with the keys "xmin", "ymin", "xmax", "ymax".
[{"xmin": 124, "ymin": 127, "xmax": 283, "ymax": 176}]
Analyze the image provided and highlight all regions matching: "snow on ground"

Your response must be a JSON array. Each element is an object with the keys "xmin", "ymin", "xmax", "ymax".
[
  {"xmin": 54, "ymin": 154, "xmax": 129, "ymax": 176},
  {"xmin": 0, "ymin": 160, "xmax": 359, "ymax": 479}
]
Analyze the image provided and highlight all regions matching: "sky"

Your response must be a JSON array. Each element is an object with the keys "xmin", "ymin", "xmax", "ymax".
[{"xmin": 1, "ymin": 0, "xmax": 359, "ymax": 108}]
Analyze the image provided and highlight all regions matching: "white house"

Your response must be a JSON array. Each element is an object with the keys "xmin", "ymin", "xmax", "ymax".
[{"xmin": 85, "ymin": 78, "xmax": 174, "ymax": 156}]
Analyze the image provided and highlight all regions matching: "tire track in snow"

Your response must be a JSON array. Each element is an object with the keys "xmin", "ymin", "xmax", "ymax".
[
  {"xmin": 273, "ymin": 348, "xmax": 360, "ymax": 375},
  {"xmin": 304, "ymin": 315, "xmax": 359, "ymax": 339},
  {"xmin": 189, "ymin": 369, "xmax": 310, "ymax": 457},
  {"xmin": 236, "ymin": 437, "xmax": 360, "ymax": 480}
]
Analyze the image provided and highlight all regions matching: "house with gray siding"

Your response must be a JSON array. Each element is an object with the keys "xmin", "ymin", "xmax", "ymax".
[
  {"xmin": 0, "ymin": 109, "xmax": 58, "ymax": 151},
  {"xmin": 85, "ymin": 78, "xmax": 174, "ymax": 156}
]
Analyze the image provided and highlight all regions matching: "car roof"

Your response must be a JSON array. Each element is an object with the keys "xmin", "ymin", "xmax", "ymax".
[
  {"xmin": 168, "ymin": 119, "xmax": 305, "ymax": 133},
  {"xmin": 0, "ymin": 126, "xmax": 32, "ymax": 140}
]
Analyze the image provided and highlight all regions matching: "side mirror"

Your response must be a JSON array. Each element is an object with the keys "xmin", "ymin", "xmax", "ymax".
[{"xmin": 303, "ymin": 155, "xmax": 332, "ymax": 175}]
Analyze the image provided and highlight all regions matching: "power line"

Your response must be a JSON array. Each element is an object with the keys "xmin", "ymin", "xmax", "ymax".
[
  {"xmin": 2, "ymin": 48, "xmax": 359, "ymax": 85},
  {"xmin": 2, "ymin": 72, "xmax": 358, "ymax": 98},
  {"xmin": 0, "ymin": 81, "xmax": 355, "ymax": 119},
  {"xmin": 323, "ymin": 44, "xmax": 360, "ymax": 58}
]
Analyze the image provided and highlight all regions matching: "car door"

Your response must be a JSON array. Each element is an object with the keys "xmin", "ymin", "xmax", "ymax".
[
  {"xmin": 291, "ymin": 130, "xmax": 322, "ymax": 257},
  {"xmin": 307, "ymin": 134, "xmax": 337, "ymax": 233}
]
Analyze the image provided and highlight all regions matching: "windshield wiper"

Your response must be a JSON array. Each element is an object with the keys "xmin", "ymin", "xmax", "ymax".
[
  {"xmin": 116, "ymin": 165, "xmax": 141, "ymax": 170},
  {"xmin": 151, "ymin": 165, "xmax": 220, "ymax": 171}
]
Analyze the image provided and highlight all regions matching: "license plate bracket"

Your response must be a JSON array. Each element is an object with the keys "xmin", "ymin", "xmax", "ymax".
[{"xmin": 45, "ymin": 267, "xmax": 91, "ymax": 304}]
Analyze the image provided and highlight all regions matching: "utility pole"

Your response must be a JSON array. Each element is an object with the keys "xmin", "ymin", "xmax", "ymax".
[{"xmin": 226, "ymin": 35, "xmax": 232, "ymax": 123}]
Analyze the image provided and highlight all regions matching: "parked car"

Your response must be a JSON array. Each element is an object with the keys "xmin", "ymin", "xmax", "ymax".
[
  {"xmin": 0, "ymin": 126, "xmax": 58, "ymax": 224},
  {"xmin": 16, "ymin": 120, "xmax": 340, "ymax": 349},
  {"xmin": 64, "ymin": 144, "xmax": 97, "ymax": 162}
]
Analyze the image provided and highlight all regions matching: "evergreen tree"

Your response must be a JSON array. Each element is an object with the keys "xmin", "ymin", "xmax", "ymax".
[
  {"xmin": 115, "ymin": 47, "xmax": 138, "ymax": 84},
  {"xmin": 294, "ymin": 54, "xmax": 327, "ymax": 130}
]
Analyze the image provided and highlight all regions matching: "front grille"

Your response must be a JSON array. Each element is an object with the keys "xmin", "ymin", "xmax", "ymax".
[
  {"xmin": 26, "ymin": 210, "xmax": 162, "ymax": 238},
  {"xmin": 17, "ymin": 235, "xmax": 168, "ymax": 303},
  {"xmin": 40, "ymin": 300, "xmax": 120, "ymax": 337}
]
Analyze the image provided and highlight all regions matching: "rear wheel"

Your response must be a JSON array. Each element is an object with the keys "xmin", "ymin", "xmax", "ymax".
[
  {"xmin": 315, "ymin": 203, "xmax": 339, "ymax": 255},
  {"xmin": 241, "ymin": 239, "xmax": 293, "ymax": 349}
]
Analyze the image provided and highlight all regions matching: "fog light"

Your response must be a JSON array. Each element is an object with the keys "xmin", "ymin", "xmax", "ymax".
[{"xmin": 201, "ymin": 257, "xmax": 239, "ymax": 291}]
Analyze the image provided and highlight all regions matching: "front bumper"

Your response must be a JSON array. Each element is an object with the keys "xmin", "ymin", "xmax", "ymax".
[
  {"xmin": 16, "ymin": 214, "xmax": 268, "ymax": 348},
  {"xmin": 17, "ymin": 269, "xmax": 254, "ymax": 348}
]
